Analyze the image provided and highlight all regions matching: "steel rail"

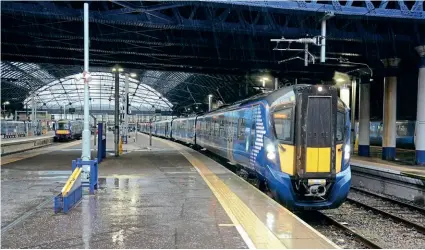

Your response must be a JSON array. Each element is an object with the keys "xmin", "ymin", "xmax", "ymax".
[
  {"xmin": 346, "ymin": 197, "xmax": 425, "ymax": 234},
  {"xmin": 350, "ymin": 187, "xmax": 425, "ymax": 214},
  {"xmin": 317, "ymin": 211, "xmax": 383, "ymax": 249}
]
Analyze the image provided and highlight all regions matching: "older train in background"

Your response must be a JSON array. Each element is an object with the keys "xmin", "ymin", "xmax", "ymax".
[
  {"xmin": 140, "ymin": 84, "xmax": 352, "ymax": 210},
  {"xmin": 354, "ymin": 120, "xmax": 416, "ymax": 149},
  {"xmin": 54, "ymin": 119, "xmax": 83, "ymax": 141}
]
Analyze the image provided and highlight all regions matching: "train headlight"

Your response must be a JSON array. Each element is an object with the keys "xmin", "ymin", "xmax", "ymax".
[
  {"xmin": 344, "ymin": 144, "xmax": 350, "ymax": 160},
  {"xmin": 266, "ymin": 144, "xmax": 275, "ymax": 153},
  {"xmin": 267, "ymin": 151, "xmax": 276, "ymax": 160},
  {"xmin": 264, "ymin": 137, "xmax": 277, "ymax": 161}
]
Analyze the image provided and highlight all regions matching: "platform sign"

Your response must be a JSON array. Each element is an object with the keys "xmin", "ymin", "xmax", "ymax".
[
  {"xmin": 51, "ymin": 115, "xmax": 55, "ymax": 120},
  {"xmin": 69, "ymin": 108, "xmax": 75, "ymax": 114}
]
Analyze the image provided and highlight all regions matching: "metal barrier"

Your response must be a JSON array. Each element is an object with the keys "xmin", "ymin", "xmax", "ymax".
[
  {"xmin": 54, "ymin": 158, "xmax": 99, "ymax": 214},
  {"xmin": 54, "ymin": 168, "xmax": 83, "ymax": 214}
]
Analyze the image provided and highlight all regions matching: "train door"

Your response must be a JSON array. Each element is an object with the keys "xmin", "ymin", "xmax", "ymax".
[
  {"xmin": 305, "ymin": 96, "xmax": 332, "ymax": 174},
  {"xmin": 249, "ymin": 105, "xmax": 260, "ymax": 170},
  {"xmin": 226, "ymin": 112, "xmax": 236, "ymax": 163}
]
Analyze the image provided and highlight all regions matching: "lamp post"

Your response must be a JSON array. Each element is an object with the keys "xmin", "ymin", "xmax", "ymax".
[
  {"xmin": 2, "ymin": 101, "xmax": 10, "ymax": 118},
  {"xmin": 112, "ymin": 66, "xmax": 122, "ymax": 157},
  {"xmin": 260, "ymin": 77, "xmax": 269, "ymax": 93}
]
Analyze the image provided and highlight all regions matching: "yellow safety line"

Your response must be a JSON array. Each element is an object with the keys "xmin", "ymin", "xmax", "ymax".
[
  {"xmin": 163, "ymin": 140, "xmax": 285, "ymax": 249},
  {"xmin": 61, "ymin": 167, "xmax": 82, "ymax": 196},
  {"xmin": 1, "ymin": 140, "xmax": 82, "ymax": 166}
]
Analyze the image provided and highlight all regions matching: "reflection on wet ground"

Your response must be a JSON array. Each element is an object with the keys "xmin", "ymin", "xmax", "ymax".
[{"xmin": 1, "ymin": 136, "xmax": 247, "ymax": 248}]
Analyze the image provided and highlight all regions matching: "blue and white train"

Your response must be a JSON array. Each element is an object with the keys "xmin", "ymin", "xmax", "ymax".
[{"xmin": 142, "ymin": 84, "xmax": 352, "ymax": 210}]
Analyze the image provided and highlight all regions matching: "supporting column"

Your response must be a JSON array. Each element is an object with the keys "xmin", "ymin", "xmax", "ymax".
[
  {"xmin": 81, "ymin": 3, "xmax": 91, "ymax": 180},
  {"xmin": 320, "ymin": 18, "xmax": 326, "ymax": 63},
  {"xmin": 31, "ymin": 93, "xmax": 35, "ymax": 121},
  {"xmin": 351, "ymin": 78, "xmax": 357, "ymax": 152},
  {"xmin": 340, "ymin": 85, "xmax": 350, "ymax": 107},
  {"xmin": 208, "ymin": 94, "xmax": 213, "ymax": 112},
  {"xmin": 124, "ymin": 73, "xmax": 129, "ymax": 144},
  {"xmin": 358, "ymin": 81, "xmax": 370, "ymax": 156},
  {"xmin": 381, "ymin": 58, "xmax": 400, "ymax": 161},
  {"xmin": 415, "ymin": 46, "xmax": 425, "ymax": 165},
  {"xmin": 114, "ymin": 71, "xmax": 120, "ymax": 157},
  {"xmin": 274, "ymin": 77, "xmax": 279, "ymax": 90}
]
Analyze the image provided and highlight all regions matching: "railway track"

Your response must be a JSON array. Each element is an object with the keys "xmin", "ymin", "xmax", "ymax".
[
  {"xmin": 350, "ymin": 186, "xmax": 425, "ymax": 213},
  {"xmin": 314, "ymin": 211, "xmax": 383, "ymax": 249},
  {"xmin": 347, "ymin": 188, "xmax": 425, "ymax": 233}
]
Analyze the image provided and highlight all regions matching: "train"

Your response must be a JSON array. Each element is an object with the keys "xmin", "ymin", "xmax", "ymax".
[
  {"xmin": 54, "ymin": 119, "xmax": 83, "ymax": 141},
  {"xmin": 1, "ymin": 120, "xmax": 42, "ymax": 138},
  {"xmin": 141, "ymin": 84, "xmax": 352, "ymax": 210},
  {"xmin": 354, "ymin": 120, "xmax": 416, "ymax": 149}
]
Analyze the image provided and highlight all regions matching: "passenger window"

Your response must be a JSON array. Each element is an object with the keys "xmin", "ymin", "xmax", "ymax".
[
  {"xmin": 238, "ymin": 118, "xmax": 246, "ymax": 140},
  {"xmin": 273, "ymin": 108, "xmax": 293, "ymax": 142},
  {"xmin": 336, "ymin": 112, "xmax": 345, "ymax": 142}
]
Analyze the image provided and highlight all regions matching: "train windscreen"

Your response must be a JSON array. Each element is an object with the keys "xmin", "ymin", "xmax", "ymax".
[
  {"xmin": 58, "ymin": 123, "xmax": 69, "ymax": 130},
  {"xmin": 273, "ymin": 108, "xmax": 293, "ymax": 142}
]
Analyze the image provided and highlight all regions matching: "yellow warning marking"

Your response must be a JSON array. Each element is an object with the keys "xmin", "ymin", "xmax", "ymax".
[
  {"xmin": 163, "ymin": 141, "xmax": 285, "ymax": 249},
  {"xmin": 218, "ymin": 224, "xmax": 235, "ymax": 227},
  {"xmin": 62, "ymin": 167, "xmax": 82, "ymax": 196},
  {"xmin": 1, "ymin": 140, "xmax": 82, "ymax": 166}
]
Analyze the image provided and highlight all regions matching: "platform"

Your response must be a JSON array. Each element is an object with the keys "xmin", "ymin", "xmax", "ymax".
[
  {"xmin": 1, "ymin": 132, "xmax": 337, "ymax": 249},
  {"xmin": 1, "ymin": 133, "xmax": 55, "ymax": 156},
  {"xmin": 350, "ymin": 147, "xmax": 425, "ymax": 204}
]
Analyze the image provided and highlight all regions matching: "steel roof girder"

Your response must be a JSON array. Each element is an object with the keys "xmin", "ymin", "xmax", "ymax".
[
  {"xmin": 199, "ymin": 0, "xmax": 425, "ymax": 20},
  {"xmin": 2, "ymin": 2, "xmax": 420, "ymax": 43}
]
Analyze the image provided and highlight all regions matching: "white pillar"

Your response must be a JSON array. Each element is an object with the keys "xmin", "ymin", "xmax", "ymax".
[
  {"xmin": 31, "ymin": 93, "xmax": 35, "ymax": 121},
  {"xmin": 81, "ymin": 3, "xmax": 91, "ymax": 178},
  {"xmin": 340, "ymin": 85, "xmax": 350, "ymax": 107},
  {"xmin": 351, "ymin": 79, "xmax": 357, "ymax": 151},
  {"xmin": 124, "ymin": 73, "xmax": 129, "ymax": 143},
  {"xmin": 208, "ymin": 94, "xmax": 213, "ymax": 112},
  {"xmin": 358, "ymin": 82, "xmax": 370, "ymax": 156},
  {"xmin": 415, "ymin": 46, "xmax": 425, "ymax": 165},
  {"xmin": 320, "ymin": 18, "xmax": 326, "ymax": 63},
  {"xmin": 274, "ymin": 77, "xmax": 279, "ymax": 90},
  {"xmin": 381, "ymin": 58, "xmax": 400, "ymax": 160}
]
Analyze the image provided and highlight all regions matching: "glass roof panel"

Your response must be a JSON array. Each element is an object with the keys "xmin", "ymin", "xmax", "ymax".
[{"xmin": 25, "ymin": 72, "xmax": 173, "ymax": 111}]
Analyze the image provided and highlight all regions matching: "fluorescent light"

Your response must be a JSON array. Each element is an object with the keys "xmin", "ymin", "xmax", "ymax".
[
  {"xmin": 335, "ymin": 78, "xmax": 344, "ymax": 83},
  {"xmin": 118, "ymin": 68, "xmax": 124, "ymax": 72},
  {"xmin": 130, "ymin": 73, "xmax": 137, "ymax": 78},
  {"xmin": 112, "ymin": 68, "xmax": 117, "ymax": 72}
]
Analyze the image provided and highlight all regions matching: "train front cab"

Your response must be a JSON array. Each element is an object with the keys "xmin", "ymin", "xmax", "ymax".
[
  {"xmin": 55, "ymin": 120, "xmax": 73, "ymax": 141},
  {"xmin": 265, "ymin": 85, "xmax": 351, "ymax": 210}
]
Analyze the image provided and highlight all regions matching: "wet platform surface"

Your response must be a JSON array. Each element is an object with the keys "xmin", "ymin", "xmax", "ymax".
[{"xmin": 1, "ymin": 132, "xmax": 336, "ymax": 249}]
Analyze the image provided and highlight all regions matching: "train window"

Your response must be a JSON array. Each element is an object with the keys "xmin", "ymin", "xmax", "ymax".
[
  {"xmin": 397, "ymin": 124, "xmax": 408, "ymax": 136},
  {"xmin": 273, "ymin": 108, "xmax": 293, "ymax": 142},
  {"xmin": 336, "ymin": 112, "xmax": 345, "ymax": 142},
  {"xmin": 58, "ymin": 123, "xmax": 69, "ymax": 130},
  {"xmin": 237, "ymin": 118, "xmax": 246, "ymax": 140}
]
